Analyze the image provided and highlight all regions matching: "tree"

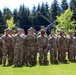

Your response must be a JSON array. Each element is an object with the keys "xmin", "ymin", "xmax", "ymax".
[
  {"xmin": 13, "ymin": 9, "xmax": 20, "ymax": 27},
  {"xmin": 18, "ymin": 4, "xmax": 30, "ymax": 26},
  {"xmin": 56, "ymin": 8, "xmax": 76, "ymax": 34},
  {"xmin": 3, "ymin": 7, "xmax": 12, "ymax": 22},
  {"xmin": 70, "ymin": 0, "xmax": 76, "ymax": 20},
  {"xmin": 31, "ymin": 5, "xmax": 37, "ymax": 25},
  {"xmin": 37, "ymin": 2, "xmax": 50, "ymax": 25},
  {"xmin": 50, "ymin": 0, "xmax": 61, "ymax": 22},
  {"xmin": 6, "ymin": 17, "xmax": 15, "ymax": 29},
  {"xmin": 61, "ymin": 0, "xmax": 68, "ymax": 12},
  {"xmin": 0, "ymin": 10, "xmax": 6, "ymax": 33}
]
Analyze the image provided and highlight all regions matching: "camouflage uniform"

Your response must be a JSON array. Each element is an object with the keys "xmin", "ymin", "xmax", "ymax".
[
  {"xmin": 33, "ymin": 33, "xmax": 38, "ymax": 65},
  {"xmin": 2, "ymin": 34, "xmax": 12, "ymax": 65},
  {"xmin": 24, "ymin": 33, "xmax": 35, "ymax": 66},
  {"xmin": 48, "ymin": 32, "xmax": 58, "ymax": 64},
  {"xmin": 37, "ymin": 29, "xmax": 48, "ymax": 65},
  {"xmin": 30, "ymin": 27, "xmax": 38, "ymax": 65},
  {"xmin": 13, "ymin": 33, "xmax": 23, "ymax": 67},
  {"xmin": 21, "ymin": 34, "xmax": 26, "ymax": 65},
  {"xmin": 67, "ymin": 31, "xmax": 76, "ymax": 62},
  {"xmin": 0, "ymin": 37, "xmax": 3, "ymax": 64},
  {"xmin": 58, "ymin": 32, "xmax": 67, "ymax": 63},
  {"xmin": 8, "ymin": 29, "xmax": 14, "ymax": 65},
  {"xmin": 75, "ymin": 37, "xmax": 76, "ymax": 61}
]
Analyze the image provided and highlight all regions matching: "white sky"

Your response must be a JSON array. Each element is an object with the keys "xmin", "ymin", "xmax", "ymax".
[{"xmin": 0, "ymin": 0, "xmax": 70, "ymax": 11}]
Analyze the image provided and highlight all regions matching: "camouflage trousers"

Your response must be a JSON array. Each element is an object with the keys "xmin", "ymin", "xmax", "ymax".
[
  {"xmin": 39, "ymin": 48, "xmax": 48, "ymax": 64},
  {"xmin": 0, "ymin": 48, "xmax": 2, "ymax": 64},
  {"xmin": 75, "ymin": 47, "xmax": 76, "ymax": 60},
  {"xmin": 58, "ymin": 48, "xmax": 66, "ymax": 62},
  {"xmin": 13, "ymin": 47, "xmax": 23, "ymax": 66},
  {"xmin": 26, "ymin": 47, "xmax": 35, "ymax": 65},
  {"xmin": 8, "ymin": 47, "xmax": 14, "ymax": 65},
  {"xmin": 23, "ymin": 47, "xmax": 29, "ymax": 65},
  {"xmin": 2, "ymin": 48, "xmax": 8, "ymax": 65},
  {"xmin": 34, "ymin": 47, "xmax": 37, "ymax": 65},
  {"xmin": 50, "ymin": 47, "xmax": 57, "ymax": 63},
  {"xmin": 68, "ymin": 47, "xmax": 75, "ymax": 61}
]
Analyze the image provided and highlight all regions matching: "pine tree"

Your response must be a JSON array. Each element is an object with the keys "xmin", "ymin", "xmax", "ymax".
[
  {"xmin": 13, "ymin": 9, "xmax": 20, "ymax": 27},
  {"xmin": 70, "ymin": 0, "xmax": 76, "ymax": 20},
  {"xmin": 61, "ymin": 0, "xmax": 68, "ymax": 12},
  {"xmin": 50, "ymin": 0, "xmax": 61, "ymax": 22},
  {"xmin": 3, "ymin": 7, "xmax": 12, "ymax": 22},
  {"xmin": 18, "ymin": 4, "xmax": 30, "ymax": 26},
  {"xmin": 0, "ymin": 10, "xmax": 6, "ymax": 33}
]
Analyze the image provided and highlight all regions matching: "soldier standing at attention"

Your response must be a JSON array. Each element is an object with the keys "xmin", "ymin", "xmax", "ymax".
[
  {"xmin": 0, "ymin": 34, "xmax": 3, "ymax": 64},
  {"xmin": 30, "ymin": 27, "xmax": 38, "ymax": 65},
  {"xmin": 20, "ymin": 29, "xmax": 26, "ymax": 65},
  {"xmin": 7, "ymin": 29, "xmax": 14, "ymax": 66},
  {"xmin": 75, "ymin": 36, "xmax": 76, "ymax": 61},
  {"xmin": 58, "ymin": 31, "xmax": 67, "ymax": 63},
  {"xmin": 48, "ymin": 31, "xmax": 58, "ymax": 64},
  {"xmin": 67, "ymin": 31, "xmax": 76, "ymax": 62},
  {"xmin": 24, "ymin": 29, "xmax": 35, "ymax": 66},
  {"xmin": 37, "ymin": 29, "xmax": 48, "ymax": 65},
  {"xmin": 13, "ymin": 28, "xmax": 23, "ymax": 67},
  {"xmin": 2, "ymin": 29, "xmax": 12, "ymax": 66}
]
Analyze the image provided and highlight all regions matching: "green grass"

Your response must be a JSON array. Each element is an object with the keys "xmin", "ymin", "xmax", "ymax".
[
  {"xmin": 0, "ymin": 62, "xmax": 76, "ymax": 75},
  {"xmin": 0, "ymin": 54, "xmax": 76, "ymax": 75}
]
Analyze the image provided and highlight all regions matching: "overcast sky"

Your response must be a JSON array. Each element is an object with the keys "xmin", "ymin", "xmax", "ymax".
[{"xmin": 0, "ymin": 0, "xmax": 70, "ymax": 11}]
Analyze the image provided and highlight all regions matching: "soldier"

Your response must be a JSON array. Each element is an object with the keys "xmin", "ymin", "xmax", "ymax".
[
  {"xmin": 2, "ymin": 29, "xmax": 12, "ymax": 66},
  {"xmin": 0, "ymin": 34, "xmax": 3, "ymax": 64},
  {"xmin": 58, "ymin": 31, "xmax": 67, "ymax": 63},
  {"xmin": 37, "ymin": 26, "xmax": 47, "ymax": 36},
  {"xmin": 20, "ymin": 29, "xmax": 26, "ymax": 65},
  {"xmin": 30, "ymin": 27, "xmax": 38, "ymax": 65},
  {"xmin": 7, "ymin": 29, "xmax": 14, "ymax": 66},
  {"xmin": 48, "ymin": 31, "xmax": 58, "ymax": 64},
  {"xmin": 67, "ymin": 31, "xmax": 76, "ymax": 62},
  {"xmin": 37, "ymin": 29, "xmax": 48, "ymax": 65},
  {"xmin": 24, "ymin": 29, "xmax": 35, "ymax": 66},
  {"xmin": 13, "ymin": 28, "xmax": 23, "ymax": 67},
  {"xmin": 75, "ymin": 36, "xmax": 76, "ymax": 61}
]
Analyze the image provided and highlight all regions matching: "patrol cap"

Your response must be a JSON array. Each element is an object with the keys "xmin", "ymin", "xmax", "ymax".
[
  {"xmin": 4, "ymin": 28, "xmax": 10, "ymax": 32},
  {"xmin": 51, "ymin": 31, "xmax": 55, "ymax": 34},
  {"xmin": 28, "ymin": 28, "xmax": 31, "ymax": 32},
  {"xmin": 21, "ymin": 28, "xmax": 24, "ymax": 32},
  {"xmin": 30, "ymin": 27, "xmax": 34, "ymax": 30},
  {"xmin": 69, "ymin": 30, "xmax": 74, "ymax": 34},
  {"xmin": 40, "ymin": 29, "xmax": 46, "ymax": 32},
  {"xmin": 0, "ymin": 34, "xmax": 3, "ymax": 37},
  {"xmin": 17, "ymin": 28, "xmax": 22, "ymax": 32},
  {"xmin": 29, "ymin": 27, "xmax": 35, "ymax": 31},
  {"xmin": 9, "ymin": 29, "xmax": 13, "ymax": 32},
  {"xmin": 41, "ymin": 26, "xmax": 45, "ymax": 29},
  {"xmin": 60, "ymin": 30, "xmax": 65, "ymax": 36}
]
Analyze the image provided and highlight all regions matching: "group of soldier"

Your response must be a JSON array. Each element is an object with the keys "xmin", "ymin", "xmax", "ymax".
[{"xmin": 0, "ymin": 26, "xmax": 76, "ymax": 67}]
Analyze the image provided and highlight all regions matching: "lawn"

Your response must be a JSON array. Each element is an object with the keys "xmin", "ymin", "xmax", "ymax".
[
  {"xmin": 0, "ymin": 62, "xmax": 76, "ymax": 75},
  {"xmin": 0, "ymin": 54, "xmax": 76, "ymax": 75}
]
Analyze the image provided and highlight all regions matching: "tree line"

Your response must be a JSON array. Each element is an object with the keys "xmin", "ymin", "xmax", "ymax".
[{"xmin": 0, "ymin": 0, "xmax": 76, "ymax": 34}]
